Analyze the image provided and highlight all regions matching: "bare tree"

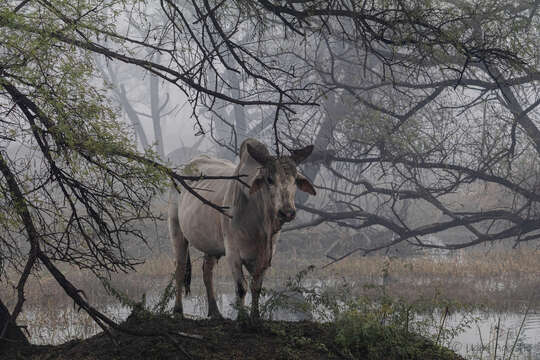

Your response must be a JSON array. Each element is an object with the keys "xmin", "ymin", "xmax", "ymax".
[
  {"xmin": 155, "ymin": 0, "xmax": 540, "ymax": 256},
  {"xmin": 272, "ymin": 0, "xmax": 540, "ymax": 260},
  {"xmin": 1, "ymin": 0, "xmax": 539, "ymax": 345}
]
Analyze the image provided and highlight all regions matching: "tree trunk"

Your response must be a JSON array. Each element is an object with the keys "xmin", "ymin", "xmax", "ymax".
[
  {"xmin": 226, "ymin": 69, "xmax": 247, "ymax": 147},
  {"xmin": 296, "ymin": 93, "xmax": 343, "ymax": 205},
  {"xmin": 0, "ymin": 298, "xmax": 28, "ymax": 346},
  {"xmin": 150, "ymin": 71, "xmax": 165, "ymax": 159},
  {"xmin": 119, "ymin": 85, "xmax": 150, "ymax": 150}
]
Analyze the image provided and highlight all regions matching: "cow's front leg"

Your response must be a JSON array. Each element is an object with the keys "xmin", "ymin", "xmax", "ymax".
[
  {"xmin": 227, "ymin": 253, "xmax": 248, "ymax": 318},
  {"xmin": 250, "ymin": 267, "xmax": 266, "ymax": 320}
]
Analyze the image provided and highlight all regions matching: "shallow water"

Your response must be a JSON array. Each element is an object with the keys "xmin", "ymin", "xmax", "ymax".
[{"xmin": 448, "ymin": 311, "xmax": 540, "ymax": 359}]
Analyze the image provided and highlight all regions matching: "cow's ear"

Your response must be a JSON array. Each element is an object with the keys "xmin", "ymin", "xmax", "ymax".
[
  {"xmin": 246, "ymin": 143, "xmax": 271, "ymax": 165},
  {"xmin": 296, "ymin": 174, "xmax": 316, "ymax": 195},
  {"xmin": 291, "ymin": 145, "xmax": 314, "ymax": 165},
  {"xmin": 250, "ymin": 175, "xmax": 265, "ymax": 194}
]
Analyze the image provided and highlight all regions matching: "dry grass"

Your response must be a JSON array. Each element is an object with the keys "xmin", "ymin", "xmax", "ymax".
[
  {"xmin": 323, "ymin": 247, "xmax": 540, "ymax": 310},
  {"xmin": 3, "ymin": 247, "xmax": 539, "ymax": 308}
]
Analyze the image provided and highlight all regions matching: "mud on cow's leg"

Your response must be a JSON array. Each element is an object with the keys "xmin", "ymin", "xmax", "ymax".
[{"xmin": 203, "ymin": 255, "xmax": 223, "ymax": 319}]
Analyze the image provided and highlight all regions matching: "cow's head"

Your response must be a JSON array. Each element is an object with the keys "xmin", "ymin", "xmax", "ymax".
[{"xmin": 246, "ymin": 142, "xmax": 316, "ymax": 225}]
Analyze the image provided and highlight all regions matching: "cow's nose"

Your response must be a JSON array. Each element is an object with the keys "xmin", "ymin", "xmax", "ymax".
[{"xmin": 278, "ymin": 208, "xmax": 296, "ymax": 222}]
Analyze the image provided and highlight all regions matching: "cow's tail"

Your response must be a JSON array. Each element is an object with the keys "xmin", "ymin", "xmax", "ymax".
[
  {"xmin": 184, "ymin": 248, "xmax": 191, "ymax": 296},
  {"xmin": 169, "ymin": 184, "xmax": 191, "ymax": 296},
  {"xmin": 168, "ymin": 184, "xmax": 180, "ymax": 244}
]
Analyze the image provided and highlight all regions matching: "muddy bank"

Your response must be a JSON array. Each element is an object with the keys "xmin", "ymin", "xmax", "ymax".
[{"xmin": 2, "ymin": 312, "xmax": 463, "ymax": 360}]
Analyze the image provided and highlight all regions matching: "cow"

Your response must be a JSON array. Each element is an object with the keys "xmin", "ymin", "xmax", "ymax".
[{"xmin": 168, "ymin": 138, "xmax": 316, "ymax": 320}]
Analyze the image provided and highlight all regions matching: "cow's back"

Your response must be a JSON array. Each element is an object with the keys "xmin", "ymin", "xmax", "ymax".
[{"xmin": 177, "ymin": 156, "xmax": 236, "ymax": 257}]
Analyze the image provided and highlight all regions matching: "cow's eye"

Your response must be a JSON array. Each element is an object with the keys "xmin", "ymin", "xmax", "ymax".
[{"xmin": 266, "ymin": 176, "xmax": 274, "ymax": 185}]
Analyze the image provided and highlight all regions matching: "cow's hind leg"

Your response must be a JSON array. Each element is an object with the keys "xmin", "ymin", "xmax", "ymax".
[
  {"xmin": 203, "ymin": 255, "xmax": 222, "ymax": 319},
  {"xmin": 169, "ymin": 205, "xmax": 189, "ymax": 316}
]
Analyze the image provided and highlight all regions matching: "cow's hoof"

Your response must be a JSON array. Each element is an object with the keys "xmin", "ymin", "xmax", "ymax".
[
  {"xmin": 209, "ymin": 313, "xmax": 224, "ymax": 320},
  {"xmin": 173, "ymin": 306, "xmax": 184, "ymax": 318},
  {"xmin": 237, "ymin": 313, "xmax": 262, "ymax": 330},
  {"xmin": 250, "ymin": 311, "xmax": 261, "ymax": 320},
  {"xmin": 236, "ymin": 307, "xmax": 249, "ymax": 322},
  {"xmin": 249, "ymin": 314, "xmax": 262, "ymax": 326}
]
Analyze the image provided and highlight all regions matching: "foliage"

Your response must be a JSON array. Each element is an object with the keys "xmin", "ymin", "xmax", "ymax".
[
  {"xmin": 333, "ymin": 307, "xmax": 459, "ymax": 359},
  {"xmin": 0, "ymin": 0, "xmax": 171, "ymax": 276},
  {"xmin": 261, "ymin": 266, "xmax": 477, "ymax": 358},
  {"xmin": 0, "ymin": 0, "xmax": 241, "ymax": 339},
  {"xmin": 100, "ymin": 275, "xmax": 176, "ymax": 317},
  {"xmin": 259, "ymin": 265, "xmax": 317, "ymax": 320}
]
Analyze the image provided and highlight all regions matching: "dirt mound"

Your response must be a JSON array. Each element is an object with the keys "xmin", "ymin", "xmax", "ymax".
[{"xmin": 1, "ymin": 313, "xmax": 463, "ymax": 360}]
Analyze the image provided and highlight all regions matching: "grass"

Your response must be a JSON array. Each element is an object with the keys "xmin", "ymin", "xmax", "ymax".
[{"xmin": 325, "ymin": 247, "xmax": 540, "ymax": 311}]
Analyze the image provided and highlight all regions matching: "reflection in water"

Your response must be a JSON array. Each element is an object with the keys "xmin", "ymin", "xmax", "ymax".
[{"xmin": 182, "ymin": 291, "xmax": 311, "ymax": 321}]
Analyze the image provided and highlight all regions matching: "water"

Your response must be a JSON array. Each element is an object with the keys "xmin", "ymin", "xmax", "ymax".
[
  {"xmin": 171, "ymin": 291, "xmax": 312, "ymax": 321},
  {"xmin": 447, "ymin": 311, "xmax": 540, "ymax": 359}
]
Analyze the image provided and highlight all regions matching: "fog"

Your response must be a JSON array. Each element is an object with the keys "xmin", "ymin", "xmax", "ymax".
[{"xmin": 2, "ymin": 1, "xmax": 540, "ymax": 358}]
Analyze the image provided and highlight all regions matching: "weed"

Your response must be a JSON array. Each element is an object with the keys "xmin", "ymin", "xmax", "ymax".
[
  {"xmin": 99, "ymin": 275, "xmax": 176, "ymax": 318},
  {"xmin": 259, "ymin": 266, "xmax": 474, "ymax": 359},
  {"xmin": 151, "ymin": 275, "xmax": 176, "ymax": 315}
]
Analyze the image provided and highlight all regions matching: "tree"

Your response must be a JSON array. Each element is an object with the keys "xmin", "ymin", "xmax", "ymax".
[
  {"xmin": 0, "ymin": 0, "xmax": 246, "ymax": 343},
  {"xmin": 156, "ymin": 0, "xmax": 540, "ymax": 257},
  {"xmin": 234, "ymin": 0, "xmax": 540, "ymax": 258},
  {"xmin": 1, "ymin": 0, "xmax": 539, "ymax": 345},
  {"xmin": 111, "ymin": 0, "xmax": 540, "ymax": 256}
]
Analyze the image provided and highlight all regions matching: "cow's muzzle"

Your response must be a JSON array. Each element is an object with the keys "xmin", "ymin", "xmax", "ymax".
[{"xmin": 278, "ymin": 208, "xmax": 296, "ymax": 223}]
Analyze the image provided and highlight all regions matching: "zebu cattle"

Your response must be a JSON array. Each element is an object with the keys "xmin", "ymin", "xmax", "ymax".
[{"xmin": 169, "ymin": 138, "xmax": 316, "ymax": 319}]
